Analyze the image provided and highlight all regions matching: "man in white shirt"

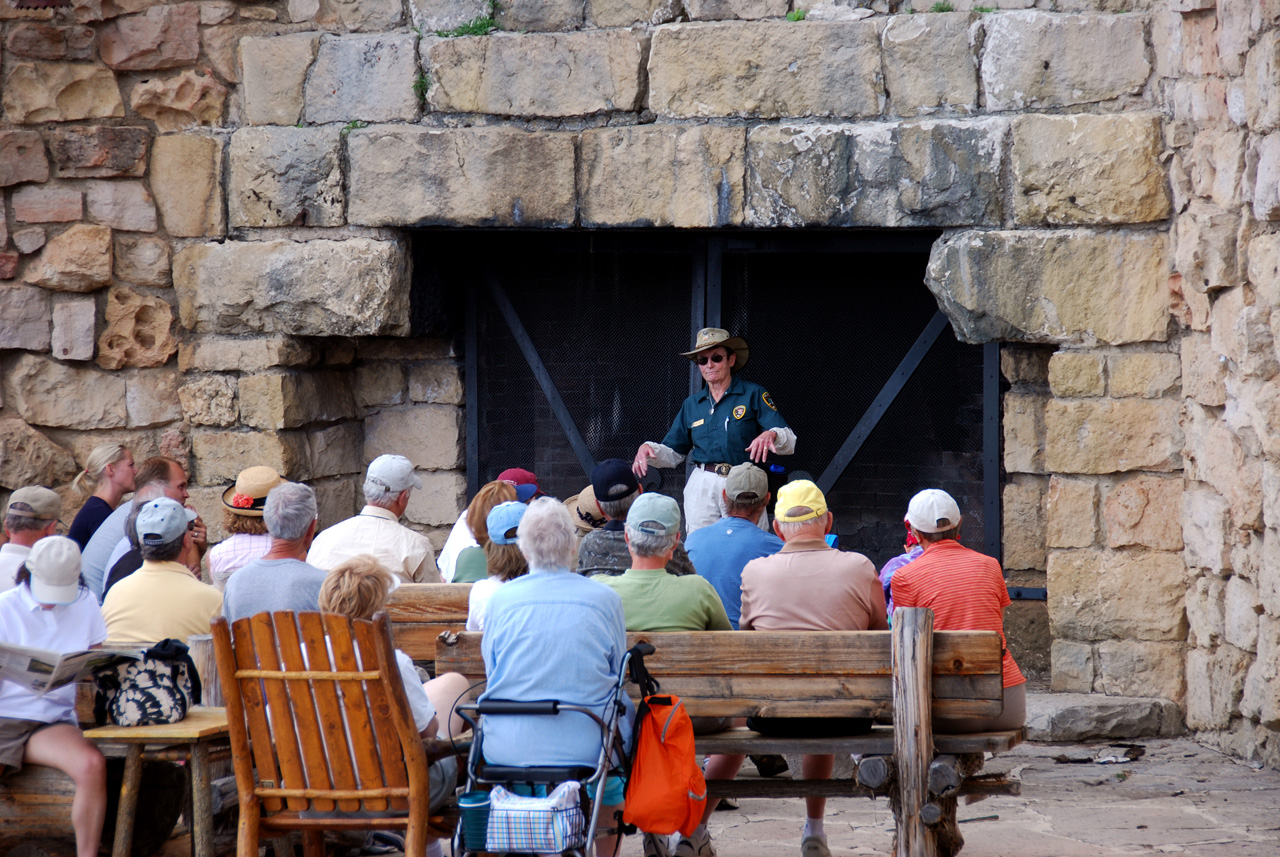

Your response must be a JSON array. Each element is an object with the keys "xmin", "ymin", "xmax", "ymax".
[
  {"xmin": 0, "ymin": 487, "xmax": 61, "ymax": 592},
  {"xmin": 307, "ymin": 455, "xmax": 440, "ymax": 584}
]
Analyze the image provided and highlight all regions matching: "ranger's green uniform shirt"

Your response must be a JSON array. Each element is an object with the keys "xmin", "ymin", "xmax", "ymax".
[
  {"xmin": 660, "ymin": 377, "xmax": 789, "ymax": 466},
  {"xmin": 592, "ymin": 568, "xmax": 732, "ymax": 632}
]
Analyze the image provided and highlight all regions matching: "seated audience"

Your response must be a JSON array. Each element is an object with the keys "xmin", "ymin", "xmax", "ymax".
[
  {"xmin": 208, "ymin": 466, "xmax": 282, "ymax": 591},
  {"xmin": 878, "ymin": 516, "xmax": 923, "ymax": 621},
  {"xmin": 307, "ymin": 455, "xmax": 439, "ymax": 584},
  {"xmin": 0, "ymin": 536, "xmax": 108, "ymax": 857},
  {"xmin": 480, "ymin": 498, "xmax": 632, "ymax": 855},
  {"xmin": 0, "ymin": 487, "xmax": 61, "ymax": 592},
  {"xmin": 451, "ymin": 480, "xmax": 518, "ymax": 584},
  {"xmin": 223, "ymin": 482, "xmax": 326, "ymax": 622},
  {"xmin": 68, "ymin": 444, "xmax": 135, "ymax": 550},
  {"xmin": 438, "ymin": 468, "xmax": 540, "ymax": 582},
  {"xmin": 891, "ymin": 489, "xmax": 1026, "ymax": 733},
  {"xmin": 101, "ymin": 484, "xmax": 170, "ymax": 598},
  {"xmin": 102, "ymin": 498, "xmax": 222, "ymax": 646},
  {"xmin": 564, "ymin": 485, "xmax": 606, "ymax": 546},
  {"xmin": 684, "ymin": 463, "xmax": 782, "ymax": 629},
  {"xmin": 577, "ymin": 458, "xmax": 695, "ymax": 578},
  {"xmin": 465, "ymin": 501, "xmax": 528, "ymax": 631}
]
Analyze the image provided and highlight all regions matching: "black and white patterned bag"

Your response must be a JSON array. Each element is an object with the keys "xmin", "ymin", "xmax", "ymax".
[{"xmin": 93, "ymin": 638, "xmax": 203, "ymax": 726}]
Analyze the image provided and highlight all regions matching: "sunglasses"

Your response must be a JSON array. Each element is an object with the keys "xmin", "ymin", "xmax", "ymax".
[{"xmin": 695, "ymin": 353, "xmax": 726, "ymax": 366}]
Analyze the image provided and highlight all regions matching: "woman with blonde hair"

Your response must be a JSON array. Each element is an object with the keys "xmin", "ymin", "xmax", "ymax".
[
  {"xmin": 68, "ymin": 444, "xmax": 135, "ymax": 549},
  {"xmin": 450, "ymin": 480, "xmax": 517, "ymax": 583}
]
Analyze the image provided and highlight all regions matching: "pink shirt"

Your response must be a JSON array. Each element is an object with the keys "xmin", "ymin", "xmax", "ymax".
[{"xmin": 739, "ymin": 537, "xmax": 889, "ymax": 632}]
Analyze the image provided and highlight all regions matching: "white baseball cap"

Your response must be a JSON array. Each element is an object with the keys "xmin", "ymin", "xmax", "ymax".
[
  {"xmin": 364, "ymin": 454, "xmax": 423, "ymax": 497},
  {"xmin": 906, "ymin": 489, "xmax": 962, "ymax": 534},
  {"xmin": 26, "ymin": 536, "xmax": 83, "ymax": 605}
]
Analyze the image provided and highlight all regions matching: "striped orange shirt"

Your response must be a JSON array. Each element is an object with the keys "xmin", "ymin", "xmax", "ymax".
[{"xmin": 890, "ymin": 539, "xmax": 1025, "ymax": 688}]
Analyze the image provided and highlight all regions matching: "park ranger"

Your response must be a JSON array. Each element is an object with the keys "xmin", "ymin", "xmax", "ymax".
[{"xmin": 632, "ymin": 328, "xmax": 796, "ymax": 533}]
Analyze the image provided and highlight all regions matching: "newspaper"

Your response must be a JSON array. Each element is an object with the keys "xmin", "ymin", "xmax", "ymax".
[{"xmin": 0, "ymin": 644, "xmax": 142, "ymax": 696}]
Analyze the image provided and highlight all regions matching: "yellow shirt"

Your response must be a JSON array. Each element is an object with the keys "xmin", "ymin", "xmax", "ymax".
[
  {"xmin": 305, "ymin": 506, "xmax": 440, "ymax": 584},
  {"xmin": 102, "ymin": 560, "xmax": 224, "ymax": 646}
]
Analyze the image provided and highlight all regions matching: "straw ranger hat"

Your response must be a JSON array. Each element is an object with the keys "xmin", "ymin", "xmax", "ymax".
[{"xmin": 681, "ymin": 327, "xmax": 749, "ymax": 370}]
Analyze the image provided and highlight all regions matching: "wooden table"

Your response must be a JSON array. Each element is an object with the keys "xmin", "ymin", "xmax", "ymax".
[{"xmin": 84, "ymin": 707, "xmax": 230, "ymax": 857}]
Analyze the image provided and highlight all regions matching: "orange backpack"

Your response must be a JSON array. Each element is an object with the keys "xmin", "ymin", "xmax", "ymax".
[{"xmin": 622, "ymin": 652, "xmax": 707, "ymax": 837}]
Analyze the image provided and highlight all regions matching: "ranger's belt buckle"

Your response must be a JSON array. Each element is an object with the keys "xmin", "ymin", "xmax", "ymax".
[{"xmin": 714, "ymin": 463, "xmax": 731, "ymax": 477}]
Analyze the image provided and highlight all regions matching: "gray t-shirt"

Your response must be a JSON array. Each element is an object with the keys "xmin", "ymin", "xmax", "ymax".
[{"xmin": 222, "ymin": 557, "xmax": 328, "ymax": 622}]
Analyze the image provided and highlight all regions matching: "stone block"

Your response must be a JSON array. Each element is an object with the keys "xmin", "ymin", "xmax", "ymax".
[
  {"xmin": 746, "ymin": 118, "xmax": 1005, "ymax": 227},
  {"xmin": 304, "ymin": 0, "xmax": 402, "ymax": 30},
  {"xmin": 13, "ymin": 186, "xmax": 82, "ymax": 223},
  {"xmin": 8, "ymin": 353, "xmax": 128, "ymax": 429},
  {"xmin": 6, "ymin": 22, "xmax": 96, "ymax": 61},
  {"xmin": 684, "ymin": 0, "xmax": 787, "ymax": 19},
  {"xmin": 1187, "ymin": 129, "xmax": 1244, "ymax": 211},
  {"xmin": 1103, "ymin": 475, "xmax": 1183, "ymax": 551},
  {"xmin": 1002, "ymin": 392, "xmax": 1045, "ymax": 474},
  {"xmin": 129, "ymin": 69, "xmax": 227, "ymax": 132},
  {"xmin": 496, "ymin": 0, "xmax": 582, "ymax": 30},
  {"xmin": 1095, "ymin": 640, "xmax": 1186, "ymax": 701},
  {"xmin": 229, "ymin": 127, "xmax": 344, "ymax": 229},
  {"xmin": 408, "ymin": 0, "xmax": 489, "ymax": 32},
  {"xmin": 192, "ymin": 429, "xmax": 310, "ymax": 485},
  {"xmin": 126, "ymin": 368, "xmax": 181, "ymax": 428},
  {"xmin": 202, "ymin": 22, "xmax": 300, "ymax": 84},
  {"xmin": 69, "ymin": 0, "xmax": 171, "ymax": 24},
  {"xmin": 1049, "ymin": 640, "xmax": 1094, "ymax": 693},
  {"xmin": 0, "ymin": 131, "xmax": 50, "ymax": 187},
  {"xmin": 22, "ymin": 224, "xmax": 111, "ymax": 292},
  {"xmin": 1046, "ymin": 399, "xmax": 1182, "ymax": 474},
  {"xmin": 96, "ymin": 287, "xmax": 178, "ymax": 370},
  {"xmin": 0, "ymin": 418, "xmax": 77, "ymax": 490},
  {"xmin": 404, "ymin": 469, "xmax": 467, "ymax": 528},
  {"xmin": 1047, "ymin": 548, "xmax": 1186, "ymax": 642},
  {"xmin": 1241, "ymin": 615, "xmax": 1280, "ymax": 728},
  {"xmin": 1171, "ymin": 272, "xmax": 1211, "ymax": 332},
  {"xmin": 580, "ymin": 125, "xmax": 745, "ymax": 228},
  {"xmin": 1245, "ymin": 31, "xmax": 1280, "ymax": 134},
  {"xmin": 307, "ymin": 423, "xmax": 363, "ymax": 479},
  {"xmin": 50, "ymin": 297, "xmax": 97, "ymax": 361},
  {"xmin": 238, "ymin": 371, "xmax": 357, "ymax": 430},
  {"xmin": 1046, "ymin": 476, "xmax": 1097, "ymax": 549},
  {"xmin": 649, "ymin": 21, "xmax": 883, "ymax": 120},
  {"xmin": 1247, "ymin": 232, "xmax": 1280, "ymax": 309},
  {"xmin": 999, "ymin": 346, "xmax": 1050, "ymax": 386},
  {"xmin": 587, "ymin": 0, "xmax": 667, "ymax": 27},
  {"xmin": 114, "ymin": 235, "xmax": 170, "ymax": 287},
  {"xmin": 427, "ymin": 30, "xmax": 645, "ymax": 118},
  {"xmin": 100, "ymin": 3, "xmax": 200, "ymax": 70},
  {"xmin": 1186, "ymin": 574, "xmax": 1225, "ymax": 648},
  {"xmin": 1185, "ymin": 645, "xmax": 1250, "ymax": 730},
  {"xmin": 363, "ymin": 405, "xmax": 462, "ymax": 470},
  {"xmin": 0, "ymin": 253, "xmax": 16, "ymax": 281},
  {"xmin": 1047, "ymin": 352, "xmax": 1104, "ymax": 397},
  {"xmin": 240, "ymin": 34, "xmax": 318, "ymax": 126},
  {"xmin": 47, "ymin": 126, "xmax": 149, "ymax": 179},
  {"xmin": 16, "ymin": 225, "xmax": 49, "ymax": 253},
  {"xmin": 1185, "ymin": 410, "xmax": 1263, "ymax": 531},
  {"xmin": 1002, "ymin": 476, "xmax": 1045, "ymax": 570},
  {"xmin": 0, "ymin": 285, "xmax": 52, "ymax": 351},
  {"xmin": 1011, "ymin": 113, "xmax": 1169, "ymax": 225},
  {"xmin": 1107, "ymin": 352, "xmax": 1180, "ymax": 398},
  {"xmin": 1183, "ymin": 485, "xmax": 1231, "ymax": 572},
  {"xmin": 354, "ymin": 363, "xmax": 406, "ymax": 409},
  {"xmin": 2, "ymin": 62, "xmax": 124, "ymax": 123},
  {"xmin": 881, "ymin": 13, "xmax": 978, "ymax": 116},
  {"xmin": 179, "ymin": 337, "xmax": 319, "ymax": 372},
  {"xmin": 1225, "ymin": 575, "xmax": 1261, "ymax": 653},
  {"xmin": 84, "ymin": 181, "xmax": 157, "ymax": 232},
  {"xmin": 312, "ymin": 477, "xmax": 358, "ymax": 531},
  {"xmin": 1024, "ymin": 692, "xmax": 1184, "ymax": 742},
  {"xmin": 1175, "ymin": 201, "xmax": 1241, "ymax": 293},
  {"xmin": 981, "ymin": 11, "xmax": 1148, "ymax": 110},
  {"xmin": 409, "ymin": 362, "xmax": 464, "ymax": 405},
  {"xmin": 174, "ymin": 239, "xmax": 410, "ymax": 336},
  {"xmin": 178, "ymin": 375, "xmax": 239, "ymax": 427},
  {"xmin": 347, "ymin": 126, "xmax": 575, "ymax": 227},
  {"xmin": 201, "ymin": 3, "xmax": 235, "ymax": 25},
  {"xmin": 304, "ymin": 33, "xmax": 418, "ymax": 124},
  {"xmin": 926, "ymin": 229, "xmax": 1170, "ymax": 346},
  {"xmin": 150, "ymin": 134, "xmax": 225, "ymax": 238}
]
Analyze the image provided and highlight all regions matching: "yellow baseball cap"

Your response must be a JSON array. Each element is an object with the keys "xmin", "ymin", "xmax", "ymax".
[{"xmin": 775, "ymin": 480, "xmax": 828, "ymax": 522}]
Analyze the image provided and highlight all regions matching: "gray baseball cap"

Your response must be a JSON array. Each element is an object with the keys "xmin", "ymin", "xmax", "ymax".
[
  {"xmin": 724, "ymin": 463, "xmax": 768, "ymax": 504},
  {"xmin": 136, "ymin": 497, "xmax": 197, "ymax": 547},
  {"xmin": 6, "ymin": 486, "xmax": 62, "ymax": 521},
  {"xmin": 365, "ymin": 454, "xmax": 423, "ymax": 497},
  {"xmin": 626, "ymin": 493, "xmax": 681, "ymax": 536}
]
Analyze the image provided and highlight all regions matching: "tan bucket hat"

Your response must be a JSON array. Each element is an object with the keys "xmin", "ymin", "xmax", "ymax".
[
  {"xmin": 681, "ymin": 327, "xmax": 749, "ymax": 370},
  {"xmin": 222, "ymin": 466, "xmax": 283, "ymax": 517},
  {"xmin": 563, "ymin": 485, "xmax": 606, "ymax": 533}
]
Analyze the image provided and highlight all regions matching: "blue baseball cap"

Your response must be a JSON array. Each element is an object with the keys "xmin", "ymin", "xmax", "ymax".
[
  {"xmin": 136, "ymin": 498, "xmax": 197, "ymax": 546},
  {"xmin": 486, "ymin": 501, "xmax": 527, "ymax": 545}
]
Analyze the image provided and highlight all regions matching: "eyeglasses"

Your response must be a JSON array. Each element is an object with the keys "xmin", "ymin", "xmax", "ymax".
[{"xmin": 695, "ymin": 353, "xmax": 726, "ymax": 366}]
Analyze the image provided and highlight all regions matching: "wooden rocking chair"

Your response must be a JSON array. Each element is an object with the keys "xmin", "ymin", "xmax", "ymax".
[{"xmin": 212, "ymin": 611, "xmax": 456, "ymax": 857}]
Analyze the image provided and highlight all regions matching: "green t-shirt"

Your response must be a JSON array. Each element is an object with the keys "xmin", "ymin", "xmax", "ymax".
[
  {"xmin": 452, "ymin": 545, "xmax": 489, "ymax": 583},
  {"xmin": 592, "ymin": 568, "xmax": 732, "ymax": 632}
]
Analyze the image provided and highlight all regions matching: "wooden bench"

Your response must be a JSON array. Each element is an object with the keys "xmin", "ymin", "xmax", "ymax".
[
  {"xmin": 435, "ymin": 608, "xmax": 1022, "ymax": 857},
  {"xmin": 386, "ymin": 583, "xmax": 472, "ymax": 661}
]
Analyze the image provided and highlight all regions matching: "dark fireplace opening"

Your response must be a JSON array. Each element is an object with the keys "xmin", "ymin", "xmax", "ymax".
[{"xmin": 411, "ymin": 230, "xmax": 999, "ymax": 569}]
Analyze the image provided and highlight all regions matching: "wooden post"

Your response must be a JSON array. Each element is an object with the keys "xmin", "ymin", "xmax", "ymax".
[
  {"xmin": 893, "ymin": 607, "xmax": 934, "ymax": 857},
  {"xmin": 187, "ymin": 633, "xmax": 222, "ymax": 708},
  {"xmin": 854, "ymin": 756, "xmax": 892, "ymax": 791},
  {"xmin": 111, "ymin": 746, "xmax": 144, "ymax": 857}
]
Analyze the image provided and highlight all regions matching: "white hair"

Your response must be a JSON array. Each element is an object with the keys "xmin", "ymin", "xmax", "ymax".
[
  {"xmin": 264, "ymin": 482, "xmax": 317, "ymax": 541},
  {"xmin": 362, "ymin": 479, "xmax": 400, "ymax": 509},
  {"xmin": 624, "ymin": 524, "xmax": 678, "ymax": 558},
  {"xmin": 516, "ymin": 497, "xmax": 577, "ymax": 571},
  {"xmin": 776, "ymin": 509, "xmax": 830, "ymax": 540}
]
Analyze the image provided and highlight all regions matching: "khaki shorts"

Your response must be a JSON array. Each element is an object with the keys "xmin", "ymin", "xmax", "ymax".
[{"xmin": 0, "ymin": 718, "xmax": 65, "ymax": 776}]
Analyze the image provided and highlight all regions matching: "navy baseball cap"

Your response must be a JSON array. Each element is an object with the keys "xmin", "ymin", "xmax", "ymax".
[{"xmin": 592, "ymin": 458, "xmax": 639, "ymax": 503}]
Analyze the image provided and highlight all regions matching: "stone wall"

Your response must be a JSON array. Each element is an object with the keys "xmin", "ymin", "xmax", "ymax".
[{"xmin": 1, "ymin": 0, "xmax": 1279, "ymax": 762}]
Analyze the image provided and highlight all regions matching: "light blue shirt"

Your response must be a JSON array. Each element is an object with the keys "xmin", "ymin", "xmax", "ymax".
[
  {"xmin": 480, "ymin": 566, "xmax": 632, "ymax": 767},
  {"xmin": 684, "ymin": 516, "xmax": 783, "ymax": 630},
  {"xmin": 80, "ymin": 501, "xmax": 133, "ymax": 602}
]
